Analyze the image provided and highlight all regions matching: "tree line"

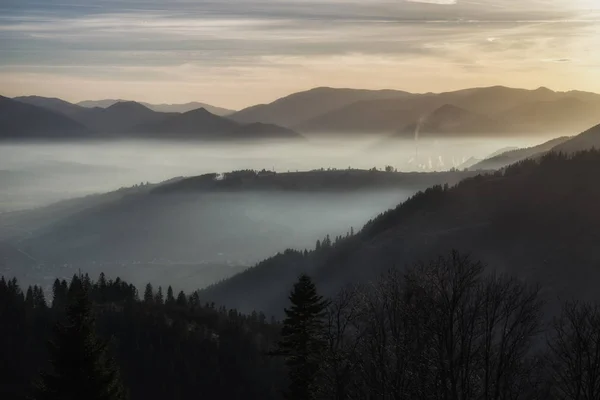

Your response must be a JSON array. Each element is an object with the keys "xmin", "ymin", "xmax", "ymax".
[
  {"xmin": 276, "ymin": 251, "xmax": 600, "ymax": 400},
  {"xmin": 1, "ymin": 250, "xmax": 599, "ymax": 399},
  {"xmin": 0, "ymin": 273, "xmax": 284, "ymax": 400}
]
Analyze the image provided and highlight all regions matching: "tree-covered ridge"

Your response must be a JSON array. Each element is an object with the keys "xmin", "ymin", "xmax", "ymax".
[
  {"xmin": 0, "ymin": 274, "xmax": 285, "ymax": 400},
  {"xmin": 152, "ymin": 168, "xmax": 478, "ymax": 194},
  {"xmin": 201, "ymin": 150, "xmax": 600, "ymax": 317}
]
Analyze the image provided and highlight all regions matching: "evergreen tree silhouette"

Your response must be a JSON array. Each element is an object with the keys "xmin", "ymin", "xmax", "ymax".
[
  {"xmin": 143, "ymin": 283, "xmax": 153, "ymax": 304},
  {"xmin": 276, "ymin": 274, "xmax": 328, "ymax": 400},
  {"xmin": 33, "ymin": 279, "xmax": 127, "ymax": 400},
  {"xmin": 166, "ymin": 286, "xmax": 175, "ymax": 306}
]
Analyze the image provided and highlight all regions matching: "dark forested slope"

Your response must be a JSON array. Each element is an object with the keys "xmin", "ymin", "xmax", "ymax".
[
  {"xmin": 0, "ymin": 274, "xmax": 284, "ymax": 400},
  {"xmin": 201, "ymin": 151, "xmax": 600, "ymax": 317}
]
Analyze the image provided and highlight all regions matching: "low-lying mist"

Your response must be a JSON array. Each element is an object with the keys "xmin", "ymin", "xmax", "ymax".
[
  {"xmin": 0, "ymin": 134, "xmax": 560, "ymax": 292},
  {"xmin": 0, "ymin": 136, "xmax": 550, "ymax": 211}
]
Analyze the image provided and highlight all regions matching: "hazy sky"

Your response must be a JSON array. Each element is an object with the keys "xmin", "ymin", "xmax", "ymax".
[{"xmin": 1, "ymin": 0, "xmax": 599, "ymax": 109}]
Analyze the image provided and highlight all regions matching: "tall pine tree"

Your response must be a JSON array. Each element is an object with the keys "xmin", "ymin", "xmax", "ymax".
[
  {"xmin": 276, "ymin": 274, "xmax": 328, "ymax": 400},
  {"xmin": 33, "ymin": 279, "xmax": 127, "ymax": 400}
]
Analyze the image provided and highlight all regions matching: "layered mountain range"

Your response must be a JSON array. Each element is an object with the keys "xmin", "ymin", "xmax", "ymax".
[
  {"xmin": 3, "ymin": 85, "xmax": 600, "ymax": 140},
  {"xmin": 231, "ymin": 86, "xmax": 600, "ymax": 137},
  {"xmin": 1, "ymin": 96, "xmax": 301, "ymax": 141}
]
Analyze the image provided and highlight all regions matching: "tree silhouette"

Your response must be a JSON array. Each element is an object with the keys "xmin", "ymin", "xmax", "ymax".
[
  {"xmin": 276, "ymin": 274, "xmax": 328, "ymax": 400},
  {"xmin": 143, "ymin": 283, "xmax": 153, "ymax": 304},
  {"xmin": 33, "ymin": 281, "xmax": 127, "ymax": 400}
]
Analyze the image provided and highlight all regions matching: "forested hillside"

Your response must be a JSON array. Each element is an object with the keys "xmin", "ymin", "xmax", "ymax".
[
  {"xmin": 0, "ymin": 274, "xmax": 285, "ymax": 400},
  {"xmin": 201, "ymin": 150, "xmax": 600, "ymax": 317}
]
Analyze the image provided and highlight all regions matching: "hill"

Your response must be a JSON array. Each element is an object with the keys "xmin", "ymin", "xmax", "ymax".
[
  {"xmin": 133, "ymin": 108, "xmax": 302, "ymax": 140},
  {"xmin": 200, "ymin": 150, "xmax": 600, "ymax": 317},
  {"xmin": 2, "ymin": 169, "xmax": 477, "ymax": 289},
  {"xmin": 550, "ymin": 123, "xmax": 600, "ymax": 154},
  {"xmin": 78, "ymin": 99, "xmax": 234, "ymax": 116},
  {"xmin": 229, "ymin": 87, "xmax": 411, "ymax": 128},
  {"xmin": 77, "ymin": 99, "xmax": 125, "ymax": 108},
  {"xmin": 71, "ymin": 101, "xmax": 172, "ymax": 134},
  {"xmin": 291, "ymin": 86, "xmax": 600, "ymax": 136},
  {"xmin": 0, "ymin": 96, "xmax": 92, "ymax": 140},
  {"xmin": 498, "ymin": 97, "xmax": 600, "ymax": 134},
  {"xmin": 396, "ymin": 104, "xmax": 507, "ymax": 138},
  {"xmin": 14, "ymin": 95, "xmax": 85, "ymax": 118},
  {"xmin": 12, "ymin": 97, "xmax": 172, "ymax": 135},
  {"xmin": 9, "ymin": 95, "xmax": 298, "ymax": 140},
  {"xmin": 133, "ymin": 107, "xmax": 237, "ymax": 138},
  {"xmin": 470, "ymin": 136, "xmax": 571, "ymax": 170},
  {"xmin": 140, "ymin": 101, "xmax": 235, "ymax": 116},
  {"xmin": 296, "ymin": 96, "xmax": 441, "ymax": 134}
]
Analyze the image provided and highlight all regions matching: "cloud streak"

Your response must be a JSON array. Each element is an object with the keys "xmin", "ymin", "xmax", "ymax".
[{"xmin": 0, "ymin": 0, "xmax": 599, "ymax": 107}]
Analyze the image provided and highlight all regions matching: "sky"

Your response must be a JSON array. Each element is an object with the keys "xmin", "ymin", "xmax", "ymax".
[{"xmin": 1, "ymin": 0, "xmax": 599, "ymax": 109}]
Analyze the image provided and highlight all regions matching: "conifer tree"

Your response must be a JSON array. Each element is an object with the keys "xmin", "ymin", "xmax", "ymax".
[
  {"xmin": 143, "ymin": 283, "xmax": 154, "ymax": 304},
  {"xmin": 154, "ymin": 286, "xmax": 164, "ymax": 305},
  {"xmin": 25, "ymin": 286, "xmax": 34, "ymax": 308},
  {"xmin": 166, "ymin": 286, "xmax": 175, "ymax": 305},
  {"xmin": 52, "ymin": 279, "xmax": 68, "ymax": 310},
  {"xmin": 176, "ymin": 291, "xmax": 187, "ymax": 307},
  {"xmin": 33, "ymin": 281, "xmax": 127, "ymax": 400},
  {"xmin": 276, "ymin": 274, "xmax": 328, "ymax": 400}
]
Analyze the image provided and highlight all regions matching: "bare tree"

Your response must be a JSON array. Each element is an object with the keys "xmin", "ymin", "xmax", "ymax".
[
  {"xmin": 319, "ymin": 251, "xmax": 545, "ymax": 400},
  {"xmin": 547, "ymin": 301, "xmax": 600, "ymax": 400},
  {"xmin": 319, "ymin": 286, "xmax": 365, "ymax": 400}
]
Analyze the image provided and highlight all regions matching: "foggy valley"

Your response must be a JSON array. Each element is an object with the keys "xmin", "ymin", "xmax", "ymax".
[{"xmin": 3, "ymin": 0, "xmax": 600, "ymax": 398}]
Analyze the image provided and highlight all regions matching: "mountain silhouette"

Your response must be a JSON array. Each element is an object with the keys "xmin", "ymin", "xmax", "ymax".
[
  {"xmin": 14, "ymin": 95, "xmax": 85, "ymax": 118},
  {"xmin": 395, "ymin": 104, "xmax": 507, "ymax": 137},
  {"xmin": 78, "ymin": 99, "xmax": 235, "ymax": 116},
  {"xmin": 73, "ymin": 101, "xmax": 172, "ymax": 134},
  {"xmin": 0, "ymin": 96, "xmax": 92, "ymax": 140},
  {"xmin": 229, "ymin": 87, "xmax": 411, "ymax": 127},
  {"xmin": 133, "ymin": 107, "xmax": 302, "ymax": 140},
  {"xmin": 470, "ymin": 136, "xmax": 571, "ymax": 170},
  {"xmin": 552, "ymin": 123, "xmax": 600, "ymax": 154},
  {"xmin": 133, "ymin": 107, "xmax": 238, "ymax": 137},
  {"xmin": 289, "ymin": 86, "xmax": 600, "ymax": 136}
]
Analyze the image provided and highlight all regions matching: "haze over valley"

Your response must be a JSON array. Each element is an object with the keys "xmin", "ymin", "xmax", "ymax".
[{"xmin": 3, "ymin": 1, "xmax": 600, "ymax": 398}]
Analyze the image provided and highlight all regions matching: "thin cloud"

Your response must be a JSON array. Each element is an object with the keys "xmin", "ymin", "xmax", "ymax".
[{"xmin": 0, "ymin": 0, "xmax": 598, "ymax": 106}]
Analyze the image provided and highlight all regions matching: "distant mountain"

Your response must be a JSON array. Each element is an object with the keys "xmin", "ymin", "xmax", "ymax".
[
  {"xmin": 228, "ymin": 122, "xmax": 301, "ymax": 141},
  {"xmin": 13, "ymin": 97, "xmax": 170, "ymax": 135},
  {"xmin": 456, "ymin": 157, "xmax": 481, "ymax": 170},
  {"xmin": 201, "ymin": 149, "xmax": 600, "ymax": 317},
  {"xmin": 133, "ymin": 108, "xmax": 302, "ymax": 140},
  {"xmin": 140, "ymin": 102, "xmax": 235, "ymax": 116},
  {"xmin": 552, "ymin": 123, "xmax": 600, "ymax": 154},
  {"xmin": 14, "ymin": 95, "xmax": 85, "ymax": 118},
  {"xmin": 77, "ymin": 99, "xmax": 125, "ymax": 108},
  {"xmin": 485, "ymin": 146, "xmax": 520, "ymax": 158},
  {"xmin": 291, "ymin": 86, "xmax": 600, "ymax": 136},
  {"xmin": 470, "ymin": 136, "xmax": 571, "ymax": 170},
  {"xmin": 0, "ymin": 96, "xmax": 92, "ymax": 140},
  {"xmin": 498, "ymin": 97, "xmax": 600, "ymax": 134},
  {"xmin": 229, "ymin": 87, "xmax": 411, "ymax": 128},
  {"xmin": 78, "ymin": 99, "xmax": 235, "ymax": 116},
  {"xmin": 134, "ymin": 107, "xmax": 237, "ymax": 137},
  {"xmin": 442, "ymin": 86, "xmax": 558, "ymax": 116},
  {"xmin": 296, "ymin": 96, "xmax": 441, "ymax": 134},
  {"xmin": 395, "ymin": 104, "xmax": 507, "ymax": 138},
  {"xmin": 71, "ymin": 101, "xmax": 171, "ymax": 134},
  {"xmin": 6, "ymin": 94, "xmax": 297, "ymax": 141}
]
